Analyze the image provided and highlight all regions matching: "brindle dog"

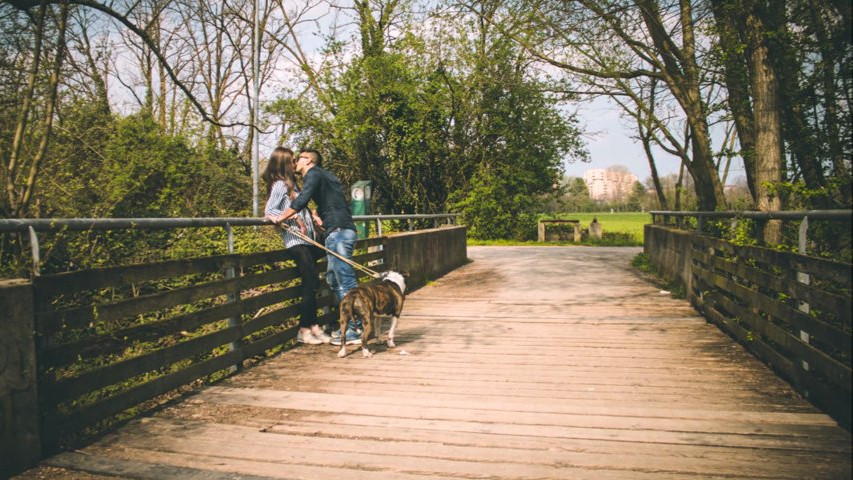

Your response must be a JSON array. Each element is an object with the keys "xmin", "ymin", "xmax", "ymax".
[{"xmin": 337, "ymin": 271, "xmax": 408, "ymax": 358}]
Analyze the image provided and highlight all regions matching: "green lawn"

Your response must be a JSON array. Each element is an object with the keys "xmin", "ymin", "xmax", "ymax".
[
  {"xmin": 542, "ymin": 212, "xmax": 651, "ymax": 244},
  {"xmin": 468, "ymin": 212, "xmax": 652, "ymax": 246}
]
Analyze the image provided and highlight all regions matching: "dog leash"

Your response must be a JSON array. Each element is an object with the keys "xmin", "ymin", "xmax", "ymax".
[{"xmin": 278, "ymin": 224, "xmax": 382, "ymax": 279}]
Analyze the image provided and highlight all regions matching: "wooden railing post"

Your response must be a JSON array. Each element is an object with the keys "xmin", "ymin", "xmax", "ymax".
[{"xmin": 0, "ymin": 279, "xmax": 41, "ymax": 477}]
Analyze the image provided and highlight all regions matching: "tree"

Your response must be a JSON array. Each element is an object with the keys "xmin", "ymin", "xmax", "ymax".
[
  {"xmin": 1, "ymin": 1, "xmax": 69, "ymax": 218},
  {"xmin": 626, "ymin": 180, "xmax": 647, "ymax": 211},
  {"xmin": 711, "ymin": 0, "xmax": 784, "ymax": 242},
  {"xmin": 447, "ymin": 0, "xmax": 585, "ymax": 238},
  {"xmin": 500, "ymin": 0, "xmax": 728, "ymax": 210},
  {"xmin": 564, "ymin": 176, "xmax": 595, "ymax": 212},
  {"xmin": 268, "ymin": 0, "xmax": 586, "ymax": 237}
]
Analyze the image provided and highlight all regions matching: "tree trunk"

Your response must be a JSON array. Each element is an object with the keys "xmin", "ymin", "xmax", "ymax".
[
  {"xmin": 745, "ymin": 6, "xmax": 783, "ymax": 243},
  {"xmin": 689, "ymin": 122, "xmax": 727, "ymax": 211},
  {"xmin": 675, "ymin": 161, "xmax": 685, "ymax": 211},
  {"xmin": 638, "ymin": 123, "xmax": 668, "ymax": 209},
  {"xmin": 5, "ymin": 2, "xmax": 47, "ymax": 217},
  {"xmin": 810, "ymin": 0, "xmax": 847, "ymax": 182},
  {"xmin": 639, "ymin": 0, "xmax": 726, "ymax": 211},
  {"xmin": 765, "ymin": 0, "xmax": 827, "ymax": 203},
  {"xmin": 710, "ymin": 0, "xmax": 758, "ymax": 203}
]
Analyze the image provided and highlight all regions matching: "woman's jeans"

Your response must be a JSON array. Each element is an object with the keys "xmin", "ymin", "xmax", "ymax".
[
  {"xmin": 324, "ymin": 227, "xmax": 359, "ymax": 330},
  {"xmin": 286, "ymin": 244, "xmax": 324, "ymax": 329}
]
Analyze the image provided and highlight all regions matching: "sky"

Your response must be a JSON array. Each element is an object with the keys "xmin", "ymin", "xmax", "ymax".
[
  {"xmin": 569, "ymin": 97, "xmax": 745, "ymax": 185},
  {"xmin": 568, "ymin": 97, "xmax": 680, "ymax": 182}
]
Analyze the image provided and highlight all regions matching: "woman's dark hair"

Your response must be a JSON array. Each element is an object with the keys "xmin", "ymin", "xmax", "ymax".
[
  {"xmin": 299, "ymin": 148, "xmax": 323, "ymax": 167},
  {"xmin": 262, "ymin": 147, "xmax": 297, "ymax": 198}
]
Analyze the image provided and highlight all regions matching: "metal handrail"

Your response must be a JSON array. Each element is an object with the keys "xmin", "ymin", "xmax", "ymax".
[
  {"xmin": 649, "ymin": 210, "xmax": 852, "ymax": 221},
  {"xmin": 648, "ymin": 209, "xmax": 852, "ymax": 260},
  {"xmin": 0, "ymin": 213, "xmax": 461, "ymax": 276},
  {"xmin": 0, "ymin": 213, "xmax": 460, "ymax": 232}
]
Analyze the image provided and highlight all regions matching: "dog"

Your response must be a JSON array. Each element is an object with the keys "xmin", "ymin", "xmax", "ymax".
[{"xmin": 337, "ymin": 271, "xmax": 408, "ymax": 358}]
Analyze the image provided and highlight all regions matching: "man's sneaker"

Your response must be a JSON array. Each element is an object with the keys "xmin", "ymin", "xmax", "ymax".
[
  {"xmin": 297, "ymin": 330, "xmax": 323, "ymax": 345},
  {"xmin": 330, "ymin": 329, "xmax": 362, "ymax": 346},
  {"xmin": 331, "ymin": 327, "xmax": 361, "ymax": 340}
]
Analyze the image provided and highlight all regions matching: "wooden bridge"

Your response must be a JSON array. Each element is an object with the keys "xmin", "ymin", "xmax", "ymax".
[{"xmin": 16, "ymin": 245, "xmax": 851, "ymax": 480}]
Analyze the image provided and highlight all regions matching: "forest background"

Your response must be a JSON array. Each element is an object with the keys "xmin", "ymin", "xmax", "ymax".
[{"xmin": 1, "ymin": 0, "xmax": 850, "ymax": 276}]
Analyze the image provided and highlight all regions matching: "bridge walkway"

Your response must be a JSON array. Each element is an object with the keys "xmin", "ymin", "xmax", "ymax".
[{"xmin": 24, "ymin": 246, "xmax": 852, "ymax": 479}]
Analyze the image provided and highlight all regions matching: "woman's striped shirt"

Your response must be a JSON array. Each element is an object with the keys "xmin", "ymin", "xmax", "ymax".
[{"xmin": 264, "ymin": 180, "xmax": 316, "ymax": 249}]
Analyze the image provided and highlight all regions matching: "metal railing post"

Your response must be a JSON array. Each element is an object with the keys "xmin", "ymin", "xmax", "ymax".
[
  {"xmin": 28, "ymin": 226, "xmax": 40, "ymax": 277},
  {"xmin": 224, "ymin": 223, "xmax": 241, "ymax": 373},
  {"xmin": 797, "ymin": 216, "xmax": 811, "ymax": 372}
]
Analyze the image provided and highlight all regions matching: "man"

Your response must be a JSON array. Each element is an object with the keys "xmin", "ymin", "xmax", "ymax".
[{"xmin": 270, "ymin": 149, "xmax": 362, "ymax": 346}]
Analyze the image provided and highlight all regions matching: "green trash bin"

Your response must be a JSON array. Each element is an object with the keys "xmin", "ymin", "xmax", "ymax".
[{"xmin": 351, "ymin": 180, "xmax": 372, "ymax": 239}]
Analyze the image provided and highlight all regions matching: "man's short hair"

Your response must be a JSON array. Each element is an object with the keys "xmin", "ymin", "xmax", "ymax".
[{"xmin": 300, "ymin": 148, "xmax": 323, "ymax": 167}]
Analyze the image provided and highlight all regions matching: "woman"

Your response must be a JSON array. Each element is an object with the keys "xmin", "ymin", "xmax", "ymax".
[{"xmin": 263, "ymin": 147, "xmax": 330, "ymax": 345}]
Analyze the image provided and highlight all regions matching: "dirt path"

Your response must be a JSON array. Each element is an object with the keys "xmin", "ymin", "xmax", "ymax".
[{"xmin": 17, "ymin": 246, "xmax": 852, "ymax": 479}]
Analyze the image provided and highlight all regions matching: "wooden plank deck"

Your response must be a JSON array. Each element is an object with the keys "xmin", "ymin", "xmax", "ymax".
[{"xmin": 20, "ymin": 246, "xmax": 852, "ymax": 479}]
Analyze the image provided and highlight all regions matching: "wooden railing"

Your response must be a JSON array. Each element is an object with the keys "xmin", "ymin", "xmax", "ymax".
[
  {"xmin": 0, "ymin": 214, "xmax": 463, "ymax": 448},
  {"xmin": 645, "ymin": 210, "xmax": 851, "ymax": 428},
  {"xmin": 33, "ymin": 235, "xmax": 385, "ymax": 447}
]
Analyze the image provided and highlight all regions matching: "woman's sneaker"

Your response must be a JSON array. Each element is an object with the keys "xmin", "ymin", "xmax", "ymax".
[
  {"xmin": 311, "ymin": 329, "xmax": 331, "ymax": 344},
  {"xmin": 330, "ymin": 328, "xmax": 362, "ymax": 346},
  {"xmin": 297, "ymin": 330, "xmax": 323, "ymax": 345}
]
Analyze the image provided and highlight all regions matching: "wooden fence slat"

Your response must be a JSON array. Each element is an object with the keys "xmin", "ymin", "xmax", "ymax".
[
  {"xmin": 356, "ymin": 236, "xmax": 386, "ymax": 249},
  {"xmin": 353, "ymin": 250, "xmax": 385, "ymax": 265},
  {"xmin": 242, "ymin": 325, "xmax": 300, "ymax": 358},
  {"xmin": 37, "ymin": 237, "xmax": 384, "ymax": 303},
  {"xmin": 235, "ymin": 249, "xmax": 297, "ymax": 270},
  {"xmin": 41, "ymin": 324, "xmax": 245, "ymax": 407},
  {"xmin": 41, "ymin": 301, "xmax": 245, "ymax": 369},
  {"xmin": 701, "ymin": 293, "xmax": 798, "ymax": 378},
  {"xmin": 240, "ymin": 303, "xmax": 301, "ymax": 338},
  {"xmin": 45, "ymin": 349, "xmax": 243, "ymax": 445},
  {"xmin": 702, "ymin": 293, "xmax": 851, "ymax": 428},
  {"xmin": 38, "ymin": 276, "xmax": 238, "ymax": 336},
  {"xmin": 33, "ymin": 254, "xmax": 240, "ymax": 300},
  {"xmin": 43, "ymin": 289, "xmax": 340, "ymax": 409},
  {"xmin": 787, "ymin": 255, "xmax": 852, "ymax": 289},
  {"xmin": 42, "ymin": 286, "xmax": 302, "ymax": 370},
  {"xmin": 35, "ymin": 248, "xmax": 299, "ymax": 308},
  {"xmin": 710, "ymin": 288, "xmax": 851, "ymax": 388},
  {"xmin": 692, "ymin": 235, "xmax": 852, "ymax": 288},
  {"xmin": 38, "ymin": 237, "xmax": 381, "ymax": 304},
  {"xmin": 695, "ymin": 251, "xmax": 851, "ymax": 331},
  {"xmin": 692, "ymin": 263, "xmax": 849, "ymax": 352},
  {"xmin": 38, "ymin": 264, "xmax": 302, "ymax": 336},
  {"xmin": 42, "ymin": 281, "xmax": 317, "ymax": 369}
]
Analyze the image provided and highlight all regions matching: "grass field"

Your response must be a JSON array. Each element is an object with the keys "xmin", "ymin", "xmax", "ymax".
[
  {"xmin": 544, "ymin": 212, "xmax": 651, "ymax": 243},
  {"xmin": 468, "ymin": 212, "xmax": 652, "ymax": 246}
]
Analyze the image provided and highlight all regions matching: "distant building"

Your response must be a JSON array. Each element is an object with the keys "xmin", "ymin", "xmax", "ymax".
[{"xmin": 583, "ymin": 168, "xmax": 638, "ymax": 202}]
